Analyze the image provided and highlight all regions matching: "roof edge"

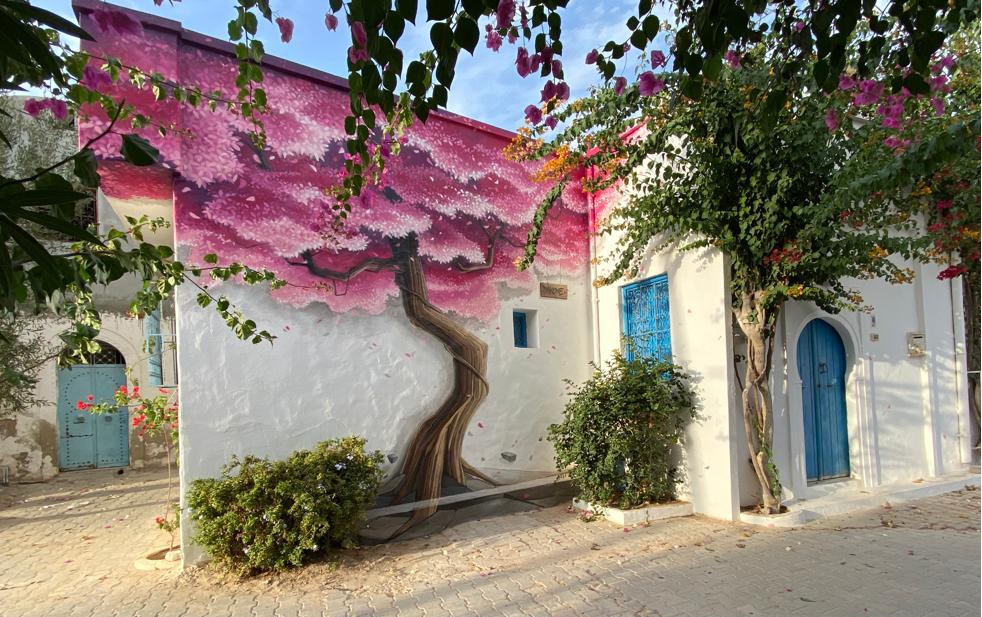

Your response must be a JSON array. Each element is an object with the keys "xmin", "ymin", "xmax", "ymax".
[{"xmin": 71, "ymin": 0, "xmax": 519, "ymax": 141}]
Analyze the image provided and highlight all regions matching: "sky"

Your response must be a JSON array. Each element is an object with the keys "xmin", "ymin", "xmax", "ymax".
[{"xmin": 33, "ymin": 0, "xmax": 653, "ymax": 131}]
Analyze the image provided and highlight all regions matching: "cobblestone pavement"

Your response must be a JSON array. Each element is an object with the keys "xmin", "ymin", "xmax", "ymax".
[{"xmin": 1, "ymin": 468, "xmax": 978, "ymax": 617}]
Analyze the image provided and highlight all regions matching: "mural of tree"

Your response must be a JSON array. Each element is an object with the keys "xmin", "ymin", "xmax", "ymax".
[{"xmin": 79, "ymin": 18, "xmax": 589, "ymax": 534}]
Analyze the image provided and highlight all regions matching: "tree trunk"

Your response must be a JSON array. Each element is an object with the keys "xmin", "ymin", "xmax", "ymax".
[
  {"xmin": 963, "ymin": 271, "xmax": 981, "ymax": 452},
  {"xmin": 387, "ymin": 234, "xmax": 492, "ymax": 534},
  {"xmin": 735, "ymin": 291, "xmax": 783, "ymax": 514}
]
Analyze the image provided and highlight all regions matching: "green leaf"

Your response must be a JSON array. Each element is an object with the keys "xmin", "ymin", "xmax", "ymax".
[
  {"xmin": 6, "ymin": 207, "xmax": 101, "ymax": 244},
  {"xmin": 119, "ymin": 134, "xmax": 159, "ymax": 166},
  {"xmin": 397, "ymin": 0, "xmax": 418, "ymax": 23},
  {"xmin": 0, "ymin": 189, "xmax": 87, "ymax": 209},
  {"xmin": 203, "ymin": 253, "xmax": 219, "ymax": 264},
  {"xmin": 430, "ymin": 22, "xmax": 454, "ymax": 55},
  {"xmin": 426, "ymin": 0, "xmax": 453, "ymax": 21},
  {"xmin": 454, "ymin": 17, "xmax": 479, "ymax": 54}
]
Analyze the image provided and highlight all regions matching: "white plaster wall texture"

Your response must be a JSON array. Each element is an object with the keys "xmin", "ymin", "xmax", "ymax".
[
  {"xmin": 765, "ymin": 257, "xmax": 970, "ymax": 505},
  {"xmin": 591, "ymin": 231, "xmax": 740, "ymax": 521},
  {"xmin": 0, "ymin": 313, "xmax": 174, "ymax": 481},
  {"xmin": 174, "ymin": 268, "xmax": 594, "ymax": 479}
]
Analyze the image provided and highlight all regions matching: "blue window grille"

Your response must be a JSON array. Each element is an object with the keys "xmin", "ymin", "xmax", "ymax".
[
  {"xmin": 621, "ymin": 274, "xmax": 672, "ymax": 361},
  {"xmin": 513, "ymin": 311, "xmax": 529, "ymax": 348}
]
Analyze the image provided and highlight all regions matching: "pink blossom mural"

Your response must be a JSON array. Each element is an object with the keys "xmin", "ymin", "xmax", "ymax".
[{"xmin": 78, "ymin": 5, "xmax": 588, "ymax": 534}]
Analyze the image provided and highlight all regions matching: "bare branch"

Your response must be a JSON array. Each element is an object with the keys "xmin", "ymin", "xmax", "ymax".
[
  {"xmin": 287, "ymin": 250, "xmax": 398, "ymax": 281},
  {"xmin": 453, "ymin": 228, "xmax": 502, "ymax": 273}
]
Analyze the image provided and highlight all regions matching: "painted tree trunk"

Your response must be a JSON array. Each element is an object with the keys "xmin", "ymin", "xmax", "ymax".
[
  {"xmin": 735, "ymin": 292, "xmax": 783, "ymax": 514},
  {"xmin": 388, "ymin": 234, "xmax": 491, "ymax": 534}
]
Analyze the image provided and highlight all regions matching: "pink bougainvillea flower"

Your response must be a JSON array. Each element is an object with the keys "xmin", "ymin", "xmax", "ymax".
[
  {"xmin": 275, "ymin": 17, "xmax": 294, "ymax": 43},
  {"xmin": 883, "ymin": 135, "xmax": 911, "ymax": 150},
  {"xmin": 91, "ymin": 8, "xmax": 143, "ymax": 36},
  {"xmin": 650, "ymin": 50, "xmax": 666, "ymax": 68},
  {"xmin": 348, "ymin": 46, "xmax": 369, "ymax": 64},
  {"xmin": 614, "ymin": 76, "xmax": 628, "ymax": 95},
  {"xmin": 529, "ymin": 53, "xmax": 542, "ymax": 74},
  {"xmin": 539, "ymin": 46, "xmax": 554, "ymax": 64},
  {"xmin": 48, "ymin": 100, "xmax": 68, "ymax": 120},
  {"xmin": 515, "ymin": 47, "xmax": 531, "ymax": 77},
  {"xmin": 793, "ymin": 20, "xmax": 806, "ymax": 32},
  {"xmin": 938, "ymin": 264, "xmax": 968, "ymax": 280},
  {"xmin": 540, "ymin": 80, "xmax": 557, "ymax": 102},
  {"xmin": 724, "ymin": 50, "xmax": 742, "ymax": 68},
  {"xmin": 838, "ymin": 74, "xmax": 856, "ymax": 91},
  {"xmin": 81, "ymin": 65, "xmax": 112, "ymax": 90},
  {"xmin": 852, "ymin": 80, "xmax": 884, "ymax": 106},
  {"xmin": 555, "ymin": 81, "xmax": 570, "ymax": 101},
  {"xmin": 638, "ymin": 71, "xmax": 664, "ymax": 96},
  {"xmin": 585, "ymin": 49, "xmax": 599, "ymax": 64},
  {"xmin": 496, "ymin": 0, "xmax": 516, "ymax": 30},
  {"xmin": 928, "ymin": 75, "xmax": 948, "ymax": 92},
  {"xmin": 544, "ymin": 115, "xmax": 558, "ymax": 130},
  {"xmin": 351, "ymin": 21, "xmax": 368, "ymax": 49},
  {"xmin": 76, "ymin": 400, "xmax": 87, "ymax": 410},
  {"xmin": 524, "ymin": 104, "xmax": 542, "ymax": 125},
  {"xmin": 551, "ymin": 59, "xmax": 563, "ymax": 78},
  {"xmin": 22, "ymin": 98, "xmax": 44, "ymax": 117},
  {"xmin": 519, "ymin": 3, "xmax": 528, "ymax": 29},
  {"xmin": 930, "ymin": 97, "xmax": 945, "ymax": 116},
  {"xmin": 935, "ymin": 199, "xmax": 953, "ymax": 210},
  {"xmin": 485, "ymin": 28, "xmax": 503, "ymax": 52},
  {"xmin": 824, "ymin": 109, "xmax": 839, "ymax": 131},
  {"xmin": 507, "ymin": 29, "xmax": 517, "ymax": 44},
  {"xmin": 324, "ymin": 13, "xmax": 338, "ymax": 31}
]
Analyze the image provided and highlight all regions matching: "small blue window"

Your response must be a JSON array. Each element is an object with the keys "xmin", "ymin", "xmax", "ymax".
[{"xmin": 513, "ymin": 311, "xmax": 529, "ymax": 348}]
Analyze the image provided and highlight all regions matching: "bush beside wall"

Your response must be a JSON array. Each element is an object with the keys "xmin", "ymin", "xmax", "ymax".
[
  {"xmin": 549, "ymin": 352, "xmax": 697, "ymax": 510},
  {"xmin": 186, "ymin": 437, "xmax": 383, "ymax": 574}
]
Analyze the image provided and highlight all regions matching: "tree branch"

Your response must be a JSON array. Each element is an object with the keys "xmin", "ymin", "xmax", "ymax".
[
  {"xmin": 287, "ymin": 250, "xmax": 399, "ymax": 281},
  {"xmin": 453, "ymin": 227, "xmax": 501, "ymax": 273}
]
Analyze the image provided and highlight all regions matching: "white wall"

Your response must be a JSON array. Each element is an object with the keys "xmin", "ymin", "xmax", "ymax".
[
  {"xmin": 591, "ymin": 232, "xmax": 741, "ymax": 520},
  {"xmin": 766, "ymin": 258, "xmax": 972, "ymax": 504},
  {"xmin": 176, "ymin": 265, "xmax": 594, "ymax": 559}
]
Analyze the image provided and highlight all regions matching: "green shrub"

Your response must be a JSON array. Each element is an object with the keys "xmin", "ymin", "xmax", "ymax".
[
  {"xmin": 186, "ymin": 437, "xmax": 383, "ymax": 574},
  {"xmin": 549, "ymin": 352, "xmax": 697, "ymax": 509}
]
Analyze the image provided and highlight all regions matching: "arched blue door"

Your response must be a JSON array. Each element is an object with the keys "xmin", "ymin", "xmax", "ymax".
[
  {"xmin": 797, "ymin": 320, "xmax": 850, "ymax": 482},
  {"xmin": 57, "ymin": 351, "xmax": 128, "ymax": 470}
]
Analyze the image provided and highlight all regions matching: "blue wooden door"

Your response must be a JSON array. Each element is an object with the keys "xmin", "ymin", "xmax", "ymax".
[
  {"xmin": 58, "ymin": 364, "xmax": 129, "ymax": 470},
  {"xmin": 797, "ymin": 319, "xmax": 849, "ymax": 482},
  {"xmin": 621, "ymin": 274, "xmax": 671, "ymax": 361}
]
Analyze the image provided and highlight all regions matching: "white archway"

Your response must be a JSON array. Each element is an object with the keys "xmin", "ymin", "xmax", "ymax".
[{"xmin": 785, "ymin": 311, "xmax": 879, "ymax": 499}]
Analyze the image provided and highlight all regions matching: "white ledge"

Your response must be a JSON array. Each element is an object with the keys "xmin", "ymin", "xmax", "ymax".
[{"xmin": 572, "ymin": 498, "xmax": 693, "ymax": 525}]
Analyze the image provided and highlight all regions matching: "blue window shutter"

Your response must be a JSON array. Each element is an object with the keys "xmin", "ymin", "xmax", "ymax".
[
  {"xmin": 145, "ymin": 308, "xmax": 163, "ymax": 386},
  {"xmin": 513, "ymin": 311, "xmax": 528, "ymax": 348},
  {"xmin": 621, "ymin": 274, "xmax": 671, "ymax": 361}
]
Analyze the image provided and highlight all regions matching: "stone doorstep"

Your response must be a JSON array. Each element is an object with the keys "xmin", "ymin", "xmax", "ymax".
[
  {"xmin": 739, "ymin": 472, "xmax": 982, "ymax": 528},
  {"xmin": 571, "ymin": 498, "xmax": 694, "ymax": 525}
]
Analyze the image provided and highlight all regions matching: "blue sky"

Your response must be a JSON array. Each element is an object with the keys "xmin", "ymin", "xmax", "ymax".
[{"xmin": 34, "ymin": 0, "xmax": 653, "ymax": 130}]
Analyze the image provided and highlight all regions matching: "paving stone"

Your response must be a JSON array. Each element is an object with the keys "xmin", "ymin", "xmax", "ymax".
[{"xmin": 0, "ymin": 469, "xmax": 978, "ymax": 616}]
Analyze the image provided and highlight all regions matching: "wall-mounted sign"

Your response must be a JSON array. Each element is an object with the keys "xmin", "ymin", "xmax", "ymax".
[
  {"xmin": 907, "ymin": 332, "xmax": 926, "ymax": 357},
  {"xmin": 539, "ymin": 282, "xmax": 568, "ymax": 300}
]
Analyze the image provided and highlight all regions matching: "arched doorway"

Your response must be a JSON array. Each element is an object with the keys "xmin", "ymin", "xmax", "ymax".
[
  {"xmin": 57, "ymin": 343, "xmax": 129, "ymax": 470},
  {"xmin": 797, "ymin": 319, "xmax": 850, "ymax": 482}
]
